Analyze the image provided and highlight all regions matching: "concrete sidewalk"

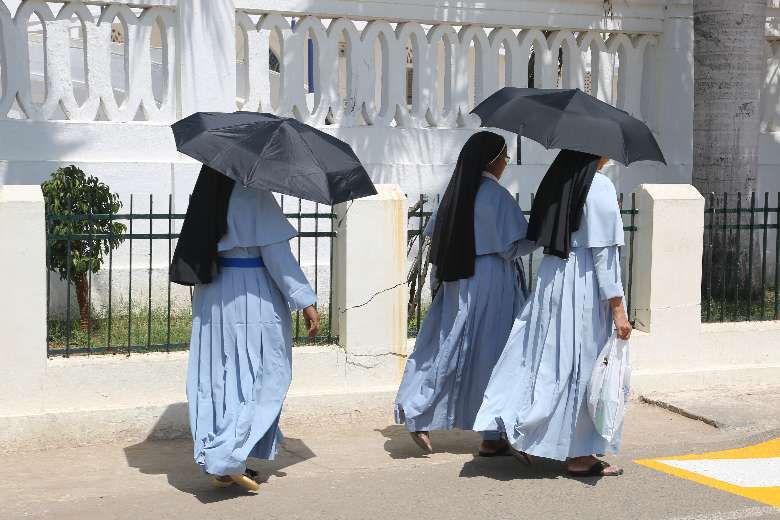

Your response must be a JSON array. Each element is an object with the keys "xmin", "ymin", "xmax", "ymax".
[
  {"xmin": 639, "ymin": 384, "xmax": 780, "ymax": 431},
  {"xmin": 2, "ymin": 399, "xmax": 779, "ymax": 520}
]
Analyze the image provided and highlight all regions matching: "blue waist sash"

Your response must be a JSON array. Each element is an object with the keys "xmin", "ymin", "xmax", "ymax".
[{"xmin": 218, "ymin": 256, "xmax": 264, "ymax": 268}]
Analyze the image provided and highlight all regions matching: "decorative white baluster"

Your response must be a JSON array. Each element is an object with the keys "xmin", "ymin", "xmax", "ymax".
[
  {"xmin": 326, "ymin": 18, "xmax": 361, "ymax": 127},
  {"xmin": 0, "ymin": 2, "xmax": 22, "ymax": 118},
  {"xmin": 607, "ymin": 33, "xmax": 636, "ymax": 114},
  {"xmin": 39, "ymin": 10, "xmax": 74, "ymax": 119},
  {"xmin": 92, "ymin": 7, "xmax": 120, "ymax": 120},
  {"xmin": 580, "ymin": 31, "xmax": 614, "ymax": 104},
  {"xmin": 98, "ymin": 5, "xmax": 140, "ymax": 120},
  {"xmin": 549, "ymin": 30, "xmax": 583, "ymax": 90},
  {"xmin": 258, "ymin": 14, "xmax": 291, "ymax": 115},
  {"xmin": 237, "ymin": 13, "xmax": 264, "ymax": 112},
  {"xmin": 275, "ymin": 15, "xmax": 305, "ymax": 118},
  {"xmin": 519, "ymin": 29, "xmax": 553, "ymax": 89},
  {"xmin": 55, "ymin": 3, "xmax": 100, "ymax": 120},
  {"xmin": 141, "ymin": 8, "xmax": 176, "ymax": 120},
  {"xmin": 293, "ymin": 16, "xmax": 332, "ymax": 126},
  {"xmin": 425, "ymin": 24, "xmax": 459, "ymax": 128},
  {"xmin": 456, "ymin": 25, "xmax": 489, "ymax": 127},
  {"xmin": 360, "ymin": 20, "xmax": 402, "ymax": 127},
  {"xmin": 127, "ymin": 9, "xmax": 171, "ymax": 121},
  {"xmin": 489, "ymin": 28, "xmax": 522, "ymax": 89},
  {"xmin": 14, "ymin": 1, "xmax": 56, "ymax": 120},
  {"xmin": 395, "ymin": 22, "xmax": 429, "ymax": 128}
]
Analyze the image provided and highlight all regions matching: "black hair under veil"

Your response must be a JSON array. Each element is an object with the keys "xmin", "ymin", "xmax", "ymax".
[
  {"xmin": 429, "ymin": 131, "xmax": 507, "ymax": 281},
  {"xmin": 526, "ymin": 149, "xmax": 601, "ymax": 259}
]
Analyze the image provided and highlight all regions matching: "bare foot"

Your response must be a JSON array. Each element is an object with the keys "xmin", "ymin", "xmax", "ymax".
[{"xmin": 410, "ymin": 431, "xmax": 433, "ymax": 453}]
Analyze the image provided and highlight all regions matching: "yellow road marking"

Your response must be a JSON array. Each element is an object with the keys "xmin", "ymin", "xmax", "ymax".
[{"xmin": 635, "ymin": 437, "xmax": 780, "ymax": 509}]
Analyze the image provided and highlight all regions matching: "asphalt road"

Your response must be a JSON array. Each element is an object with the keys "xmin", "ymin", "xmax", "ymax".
[{"xmin": 2, "ymin": 402, "xmax": 779, "ymax": 520}]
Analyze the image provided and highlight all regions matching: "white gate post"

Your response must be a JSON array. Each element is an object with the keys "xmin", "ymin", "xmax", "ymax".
[
  {"xmin": 332, "ymin": 185, "xmax": 408, "ymax": 360},
  {"xmin": 631, "ymin": 184, "xmax": 704, "ymax": 342},
  {"xmin": 0, "ymin": 186, "xmax": 47, "ymax": 416}
]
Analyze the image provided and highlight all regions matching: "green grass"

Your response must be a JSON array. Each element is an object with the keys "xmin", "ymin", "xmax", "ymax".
[
  {"xmin": 701, "ymin": 288, "xmax": 780, "ymax": 322},
  {"xmin": 47, "ymin": 305, "xmax": 191, "ymax": 356},
  {"xmin": 407, "ymin": 305, "xmax": 431, "ymax": 338},
  {"xmin": 48, "ymin": 306, "xmax": 336, "ymax": 356}
]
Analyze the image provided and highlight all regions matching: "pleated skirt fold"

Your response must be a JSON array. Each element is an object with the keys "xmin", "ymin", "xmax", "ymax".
[
  {"xmin": 474, "ymin": 247, "xmax": 620, "ymax": 461},
  {"xmin": 187, "ymin": 263, "xmax": 293, "ymax": 476}
]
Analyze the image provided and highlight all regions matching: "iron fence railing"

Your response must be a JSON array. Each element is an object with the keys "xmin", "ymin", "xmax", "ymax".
[
  {"xmin": 407, "ymin": 192, "xmax": 638, "ymax": 337},
  {"xmin": 46, "ymin": 194, "xmax": 336, "ymax": 357},
  {"xmin": 702, "ymin": 192, "xmax": 780, "ymax": 323}
]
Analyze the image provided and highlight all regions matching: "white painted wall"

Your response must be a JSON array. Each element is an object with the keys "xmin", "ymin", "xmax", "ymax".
[
  {"xmin": 2, "ymin": 182, "xmax": 780, "ymax": 451},
  {"xmin": 0, "ymin": 186, "xmax": 46, "ymax": 416}
]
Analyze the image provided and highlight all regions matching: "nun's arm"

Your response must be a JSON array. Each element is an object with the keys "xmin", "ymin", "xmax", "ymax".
[
  {"xmin": 592, "ymin": 245, "xmax": 624, "ymax": 301},
  {"xmin": 260, "ymin": 240, "xmax": 318, "ymax": 310},
  {"xmin": 500, "ymin": 238, "xmax": 540, "ymax": 260}
]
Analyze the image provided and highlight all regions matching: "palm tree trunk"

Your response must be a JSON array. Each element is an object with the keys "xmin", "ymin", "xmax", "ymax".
[
  {"xmin": 694, "ymin": 0, "xmax": 767, "ymax": 307},
  {"xmin": 693, "ymin": 0, "xmax": 765, "ymax": 195}
]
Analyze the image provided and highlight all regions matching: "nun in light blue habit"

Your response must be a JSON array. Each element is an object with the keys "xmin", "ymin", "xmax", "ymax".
[
  {"xmin": 473, "ymin": 151, "xmax": 633, "ymax": 477},
  {"xmin": 170, "ymin": 167, "xmax": 320, "ymax": 492},
  {"xmin": 395, "ymin": 131, "xmax": 538, "ymax": 456}
]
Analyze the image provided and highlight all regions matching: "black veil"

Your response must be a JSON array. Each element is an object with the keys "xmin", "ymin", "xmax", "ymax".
[
  {"xmin": 526, "ymin": 150, "xmax": 601, "ymax": 259},
  {"xmin": 429, "ymin": 131, "xmax": 506, "ymax": 281},
  {"xmin": 170, "ymin": 166, "xmax": 235, "ymax": 286}
]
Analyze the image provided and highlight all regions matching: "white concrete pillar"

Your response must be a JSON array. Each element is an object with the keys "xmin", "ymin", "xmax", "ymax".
[
  {"xmin": 631, "ymin": 184, "xmax": 704, "ymax": 341},
  {"xmin": 176, "ymin": 0, "xmax": 237, "ymax": 117},
  {"xmin": 0, "ymin": 186, "xmax": 46, "ymax": 416},
  {"xmin": 332, "ymin": 185, "xmax": 408, "ymax": 358}
]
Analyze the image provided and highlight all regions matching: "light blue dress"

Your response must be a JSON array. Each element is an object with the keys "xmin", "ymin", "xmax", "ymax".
[
  {"xmin": 395, "ymin": 174, "xmax": 538, "ymax": 440},
  {"xmin": 474, "ymin": 171, "xmax": 625, "ymax": 461},
  {"xmin": 187, "ymin": 186, "xmax": 317, "ymax": 476}
]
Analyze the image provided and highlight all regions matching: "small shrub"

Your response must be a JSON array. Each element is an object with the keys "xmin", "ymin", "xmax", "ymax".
[{"xmin": 42, "ymin": 165, "xmax": 126, "ymax": 330}]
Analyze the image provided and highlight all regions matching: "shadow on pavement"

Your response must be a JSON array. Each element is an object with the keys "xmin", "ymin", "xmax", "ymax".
[
  {"xmin": 459, "ymin": 454, "xmax": 606, "ymax": 486},
  {"xmin": 377, "ymin": 424, "xmax": 483, "ymax": 459},
  {"xmin": 459, "ymin": 453, "xmax": 570, "ymax": 482},
  {"xmin": 123, "ymin": 404, "xmax": 316, "ymax": 503}
]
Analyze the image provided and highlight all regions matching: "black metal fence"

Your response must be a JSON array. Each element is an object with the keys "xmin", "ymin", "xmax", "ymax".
[
  {"xmin": 702, "ymin": 192, "xmax": 780, "ymax": 322},
  {"xmin": 407, "ymin": 192, "xmax": 638, "ymax": 336},
  {"xmin": 46, "ymin": 194, "xmax": 336, "ymax": 357}
]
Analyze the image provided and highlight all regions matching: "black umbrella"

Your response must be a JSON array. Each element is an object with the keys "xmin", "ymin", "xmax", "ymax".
[
  {"xmin": 172, "ymin": 111, "xmax": 377, "ymax": 205},
  {"xmin": 471, "ymin": 87, "xmax": 665, "ymax": 165}
]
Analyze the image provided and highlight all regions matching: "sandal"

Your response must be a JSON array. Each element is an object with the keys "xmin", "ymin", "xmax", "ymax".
[
  {"xmin": 211, "ymin": 468, "xmax": 261, "ymax": 490},
  {"xmin": 409, "ymin": 431, "xmax": 433, "ymax": 453},
  {"xmin": 478, "ymin": 442, "xmax": 512, "ymax": 458},
  {"xmin": 211, "ymin": 476, "xmax": 234, "ymax": 488},
  {"xmin": 230, "ymin": 473, "xmax": 260, "ymax": 492},
  {"xmin": 567, "ymin": 460, "xmax": 623, "ymax": 477},
  {"xmin": 511, "ymin": 449, "xmax": 533, "ymax": 466}
]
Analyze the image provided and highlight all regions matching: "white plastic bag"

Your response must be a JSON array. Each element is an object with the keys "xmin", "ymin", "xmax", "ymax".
[{"xmin": 587, "ymin": 332, "xmax": 631, "ymax": 443}]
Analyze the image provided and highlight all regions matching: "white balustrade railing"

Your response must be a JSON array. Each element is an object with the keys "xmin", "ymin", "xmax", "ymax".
[
  {"xmin": 235, "ymin": 13, "xmax": 660, "ymax": 128},
  {"xmin": 1, "ymin": 0, "xmax": 779, "ymax": 136},
  {"xmin": 0, "ymin": 0, "xmax": 666, "ymax": 126},
  {"xmin": 0, "ymin": 0, "xmax": 177, "ymax": 122}
]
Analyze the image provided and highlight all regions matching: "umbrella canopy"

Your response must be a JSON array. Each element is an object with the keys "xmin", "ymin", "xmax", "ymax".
[
  {"xmin": 172, "ymin": 111, "xmax": 377, "ymax": 205},
  {"xmin": 471, "ymin": 87, "xmax": 666, "ymax": 165}
]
